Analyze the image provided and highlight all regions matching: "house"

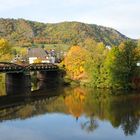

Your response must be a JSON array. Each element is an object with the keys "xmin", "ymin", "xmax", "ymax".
[{"xmin": 28, "ymin": 48, "xmax": 49, "ymax": 64}]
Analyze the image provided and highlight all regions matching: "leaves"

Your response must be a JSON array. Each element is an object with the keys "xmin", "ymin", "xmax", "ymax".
[
  {"xmin": 64, "ymin": 46, "xmax": 87, "ymax": 80},
  {"xmin": 64, "ymin": 39, "xmax": 140, "ymax": 89},
  {"xmin": 106, "ymin": 40, "xmax": 140, "ymax": 89},
  {"xmin": 0, "ymin": 38, "xmax": 13, "ymax": 61}
]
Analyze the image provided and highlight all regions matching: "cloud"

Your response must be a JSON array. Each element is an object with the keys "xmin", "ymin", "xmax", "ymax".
[{"xmin": 0, "ymin": 0, "xmax": 35, "ymax": 11}]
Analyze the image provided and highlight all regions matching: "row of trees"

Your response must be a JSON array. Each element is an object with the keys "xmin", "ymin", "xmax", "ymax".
[{"xmin": 64, "ymin": 39, "xmax": 140, "ymax": 89}]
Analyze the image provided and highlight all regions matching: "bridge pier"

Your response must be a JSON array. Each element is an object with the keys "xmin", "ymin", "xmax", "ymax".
[
  {"xmin": 5, "ymin": 73, "xmax": 31, "ymax": 95},
  {"xmin": 36, "ymin": 71, "xmax": 61, "ymax": 89}
]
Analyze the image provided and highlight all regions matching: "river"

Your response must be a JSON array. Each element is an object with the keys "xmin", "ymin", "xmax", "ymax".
[{"xmin": 0, "ymin": 73, "xmax": 140, "ymax": 140}]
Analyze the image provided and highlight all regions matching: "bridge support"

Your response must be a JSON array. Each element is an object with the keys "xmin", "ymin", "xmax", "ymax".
[
  {"xmin": 36, "ymin": 71, "xmax": 61, "ymax": 89},
  {"xmin": 5, "ymin": 73, "xmax": 31, "ymax": 95}
]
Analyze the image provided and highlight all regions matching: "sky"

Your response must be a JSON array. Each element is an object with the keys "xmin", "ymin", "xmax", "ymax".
[{"xmin": 0, "ymin": 0, "xmax": 139, "ymax": 39}]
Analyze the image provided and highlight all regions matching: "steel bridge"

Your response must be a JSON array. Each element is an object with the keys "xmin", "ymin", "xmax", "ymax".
[{"xmin": 0, "ymin": 62, "xmax": 59, "ymax": 73}]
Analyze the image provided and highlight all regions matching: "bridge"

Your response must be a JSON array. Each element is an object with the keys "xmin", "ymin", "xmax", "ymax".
[{"xmin": 0, "ymin": 62, "xmax": 59, "ymax": 73}]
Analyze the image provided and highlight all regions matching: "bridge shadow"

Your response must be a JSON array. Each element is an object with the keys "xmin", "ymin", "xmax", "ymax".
[
  {"xmin": 5, "ymin": 73, "xmax": 31, "ymax": 95},
  {"xmin": 5, "ymin": 71, "xmax": 62, "ymax": 96},
  {"xmin": 0, "ymin": 71, "xmax": 64, "ymax": 112},
  {"xmin": 36, "ymin": 71, "xmax": 61, "ymax": 88}
]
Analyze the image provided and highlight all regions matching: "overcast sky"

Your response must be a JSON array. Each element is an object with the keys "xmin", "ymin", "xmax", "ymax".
[{"xmin": 0, "ymin": 0, "xmax": 139, "ymax": 39}]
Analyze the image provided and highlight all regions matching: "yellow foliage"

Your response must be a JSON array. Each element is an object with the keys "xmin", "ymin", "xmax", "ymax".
[
  {"xmin": 0, "ymin": 53, "xmax": 13, "ymax": 61},
  {"xmin": 0, "ymin": 38, "xmax": 7, "ymax": 48},
  {"xmin": 64, "ymin": 46, "xmax": 87, "ymax": 80},
  {"xmin": 64, "ymin": 87, "xmax": 86, "ymax": 118},
  {"xmin": 0, "ymin": 38, "xmax": 13, "ymax": 61},
  {"xmin": 0, "ymin": 38, "xmax": 11, "ymax": 54},
  {"xmin": 20, "ymin": 48, "xmax": 27, "ymax": 57},
  {"xmin": 33, "ymin": 58, "xmax": 42, "ymax": 63}
]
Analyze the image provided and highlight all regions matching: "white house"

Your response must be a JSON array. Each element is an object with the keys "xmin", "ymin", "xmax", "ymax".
[
  {"xmin": 28, "ymin": 48, "xmax": 49, "ymax": 64},
  {"xmin": 29, "ymin": 57, "xmax": 38, "ymax": 64}
]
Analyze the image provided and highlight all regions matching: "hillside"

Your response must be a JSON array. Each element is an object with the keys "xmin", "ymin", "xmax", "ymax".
[{"xmin": 0, "ymin": 18, "xmax": 132, "ymax": 47}]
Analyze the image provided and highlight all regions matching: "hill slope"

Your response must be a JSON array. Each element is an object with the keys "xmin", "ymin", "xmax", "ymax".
[{"xmin": 0, "ymin": 18, "xmax": 132, "ymax": 46}]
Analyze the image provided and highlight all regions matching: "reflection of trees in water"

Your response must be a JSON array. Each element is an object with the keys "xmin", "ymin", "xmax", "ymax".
[
  {"xmin": 64, "ymin": 87, "xmax": 85, "ymax": 118},
  {"xmin": 81, "ymin": 116, "xmax": 98, "ymax": 133},
  {"xmin": 0, "ymin": 74, "xmax": 6, "ymax": 96},
  {"xmin": 121, "ymin": 114, "xmax": 140, "ymax": 136},
  {"xmin": 0, "ymin": 86, "xmax": 140, "ymax": 135},
  {"xmin": 30, "ymin": 71, "xmax": 40, "ymax": 91},
  {"xmin": 81, "ymin": 89, "xmax": 140, "ymax": 136}
]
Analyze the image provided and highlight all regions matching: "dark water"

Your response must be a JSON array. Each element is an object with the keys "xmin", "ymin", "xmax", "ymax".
[{"xmin": 0, "ymin": 73, "xmax": 140, "ymax": 140}]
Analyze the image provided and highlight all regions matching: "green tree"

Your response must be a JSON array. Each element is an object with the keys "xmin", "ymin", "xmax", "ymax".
[
  {"xmin": 107, "ymin": 40, "xmax": 139, "ymax": 89},
  {"xmin": 83, "ymin": 39, "xmax": 108, "ymax": 87},
  {"xmin": 138, "ymin": 39, "xmax": 140, "ymax": 48}
]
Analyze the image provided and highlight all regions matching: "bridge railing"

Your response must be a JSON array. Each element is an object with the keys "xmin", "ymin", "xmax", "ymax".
[
  {"xmin": 25, "ymin": 63, "xmax": 59, "ymax": 71},
  {"xmin": 0, "ymin": 62, "xmax": 24, "ymax": 72},
  {"xmin": 0, "ymin": 62, "xmax": 59, "ymax": 73}
]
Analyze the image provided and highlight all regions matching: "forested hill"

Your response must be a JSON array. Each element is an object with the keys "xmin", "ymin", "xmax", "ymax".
[{"xmin": 0, "ymin": 18, "xmax": 132, "ymax": 46}]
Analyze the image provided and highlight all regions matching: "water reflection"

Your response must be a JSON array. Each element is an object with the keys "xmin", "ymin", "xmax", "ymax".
[
  {"xmin": 81, "ymin": 117, "xmax": 98, "ymax": 133},
  {"xmin": 63, "ymin": 87, "xmax": 140, "ymax": 135},
  {"xmin": 0, "ymin": 74, "xmax": 6, "ymax": 96},
  {"xmin": 0, "ymin": 73, "xmax": 140, "ymax": 139}
]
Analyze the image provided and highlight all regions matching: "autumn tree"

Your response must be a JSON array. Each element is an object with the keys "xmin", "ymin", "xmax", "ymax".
[
  {"xmin": 64, "ymin": 46, "xmax": 87, "ymax": 80},
  {"xmin": 0, "ymin": 38, "xmax": 13, "ymax": 61}
]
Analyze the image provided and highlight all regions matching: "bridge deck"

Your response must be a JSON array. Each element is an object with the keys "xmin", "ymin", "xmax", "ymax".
[{"xmin": 0, "ymin": 62, "xmax": 59, "ymax": 73}]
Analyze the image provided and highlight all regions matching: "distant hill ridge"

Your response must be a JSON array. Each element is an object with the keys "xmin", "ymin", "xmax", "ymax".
[{"xmin": 0, "ymin": 18, "xmax": 134, "ymax": 46}]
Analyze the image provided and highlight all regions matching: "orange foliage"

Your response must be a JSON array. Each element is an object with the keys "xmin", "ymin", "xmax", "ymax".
[
  {"xmin": 64, "ymin": 87, "xmax": 86, "ymax": 118},
  {"xmin": 64, "ymin": 46, "xmax": 87, "ymax": 80}
]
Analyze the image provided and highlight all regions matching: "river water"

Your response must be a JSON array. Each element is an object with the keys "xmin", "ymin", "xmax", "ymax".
[{"xmin": 0, "ymin": 73, "xmax": 140, "ymax": 140}]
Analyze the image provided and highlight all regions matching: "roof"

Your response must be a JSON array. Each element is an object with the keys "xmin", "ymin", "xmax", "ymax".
[{"xmin": 28, "ymin": 48, "xmax": 47, "ymax": 58}]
